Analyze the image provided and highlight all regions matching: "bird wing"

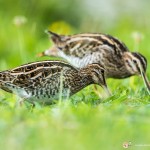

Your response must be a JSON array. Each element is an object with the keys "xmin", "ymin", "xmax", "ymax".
[
  {"xmin": 0, "ymin": 61, "xmax": 78, "ymax": 92},
  {"xmin": 55, "ymin": 33, "xmax": 129, "ymax": 58}
]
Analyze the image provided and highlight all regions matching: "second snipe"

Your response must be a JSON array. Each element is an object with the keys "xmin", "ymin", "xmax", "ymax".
[
  {"xmin": 38, "ymin": 31, "xmax": 150, "ymax": 95},
  {"xmin": 0, "ymin": 60, "xmax": 110, "ymax": 104}
]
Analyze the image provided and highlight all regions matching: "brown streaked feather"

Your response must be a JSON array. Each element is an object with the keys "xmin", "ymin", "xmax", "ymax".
[
  {"xmin": 0, "ymin": 61, "xmax": 78, "ymax": 93},
  {"xmin": 47, "ymin": 31, "xmax": 129, "ymax": 58},
  {"xmin": 0, "ymin": 60, "xmax": 110, "ymax": 103},
  {"xmin": 41, "ymin": 31, "xmax": 149, "ymax": 94},
  {"xmin": 11, "ymin": 60, "xmax": 77, "ymax": 73}
]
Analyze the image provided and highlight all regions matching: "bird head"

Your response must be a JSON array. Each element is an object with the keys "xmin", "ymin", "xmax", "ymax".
[
  {"xmin": 124, "ymin": 52, "xmax": 150, "ymax": 94},
  {"xmin": 124, "ymin": 52, "xmax": 147, "ymax": 75},
  {"xmin": 82, "ymin": 63, "xmax": 111, "ymax": 96}
]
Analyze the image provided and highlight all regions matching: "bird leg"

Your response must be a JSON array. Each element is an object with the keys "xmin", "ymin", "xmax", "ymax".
[{"xmin": 141, "ymin": 72, "xmax": 150, "ymax": 95}]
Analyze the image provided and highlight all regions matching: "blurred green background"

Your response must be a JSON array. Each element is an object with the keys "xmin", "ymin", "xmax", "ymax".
[
  {"xmin": 0, "ymin": 0, "xmax": 150, "ymax": 150},
  {"xmin": 0, "ymin": 0, "xmax": 150, "ymax": 67}
]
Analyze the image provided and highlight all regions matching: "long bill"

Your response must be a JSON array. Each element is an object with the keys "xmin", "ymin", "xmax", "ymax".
[
  {"xmin": 141, "ymin": 71, "xmax": 150, "ymax": 95},
  {"xmin": 139, "ymin": 63, "xmax": 150, "ymax": 95},
  {"xmin": 102, "ymin": 85, "xmax": 112, "ymax": 97}
]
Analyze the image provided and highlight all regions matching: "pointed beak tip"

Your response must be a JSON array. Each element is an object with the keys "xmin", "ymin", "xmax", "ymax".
[
  {"xmin": 102, "ymin": 85, "xmax": 112, "ymax": 96},
  {"xmin": 140, "ymin": 71, "xmax": 150, "ymax": 95}
]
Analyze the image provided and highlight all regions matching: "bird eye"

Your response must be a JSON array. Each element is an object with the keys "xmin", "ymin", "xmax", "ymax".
[
  {"xmin": 133, "ymin": 60, "xmax": 137, "ymax": 64},
  {"xmin": 101, "ymin": 70, "xmax": 104, "ymax": 74}
]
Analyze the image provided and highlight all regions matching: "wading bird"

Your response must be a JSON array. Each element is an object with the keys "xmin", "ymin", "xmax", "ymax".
[
  {"xmin": 0, "ymin": 60, "xmax": 110, "ymax": 104},
  {"xmin": 38, "ymin": 31, "xmax": 150, "ymax": 95}
]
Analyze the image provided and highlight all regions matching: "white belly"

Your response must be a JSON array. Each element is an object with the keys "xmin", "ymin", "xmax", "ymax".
[{"xmin": 58, "ymin": 51, "xmax": 103, "ymax": 68}]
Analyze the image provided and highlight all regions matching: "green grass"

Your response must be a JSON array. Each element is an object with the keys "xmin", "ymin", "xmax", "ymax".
[
  {"xmin": 0, "ymin": 7, "xmax": 150, "ymax": 150},
  {"xmin": 0, "ymin": 101, "xmax": 150, "ymax": 150}
]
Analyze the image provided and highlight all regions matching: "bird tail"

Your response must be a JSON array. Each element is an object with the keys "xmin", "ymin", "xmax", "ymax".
[
  {"xmin": 45, "ymin": 30, "xmax": 62, "ymax": 43},
  {"xmin": 0, "ymin": 71, "xmax": 13, "ymax": 93},
  {"xmin": 0, "ymin": 71, "xmax": 10, "ymax": 86},
  {"xmin": 45, "ymin": 30, "xmax": 60, "ymax": 38},
  {"xmin": 45, "ymin": 30, "xmax": 67, "ymax": 47},
  {"xmin": 0, "ymin": 72, "xmax": 6, "ymax": 91}
]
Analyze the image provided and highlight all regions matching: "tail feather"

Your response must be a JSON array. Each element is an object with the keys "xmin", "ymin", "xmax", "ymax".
[
  {"xmin": 0, "ymin": 80, "xmax": 12, "ymax": 93},
  {"xmin": 0, "ymin": 71, "xmax": 14, "ymax": 93},
  {"xmin": 45, "ymin": 30, "xmax": 68, "ymax": 46},
  {"xmin": 0, "ymin": 71, "xmax": 18, "ymax": 93},
  {"xmin": 0, "ymin": 71, "xmax": 11, "ymax": 81},
  {"xmin": 45, "ymin": 30, "xmax": 60, "ymax": 38},
  {"xmin": 45, "ymin": 30, "xmax": 61, "ymax": 43}
]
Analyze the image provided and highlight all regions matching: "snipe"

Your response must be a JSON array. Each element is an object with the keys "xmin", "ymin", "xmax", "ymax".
[
  {"xmin": 38, "ymin": 31, "xmax": 150, "ymax": 94},
  {"xmin": 0, "ymin": 60, "xmax": 110, "ymax": 104}
]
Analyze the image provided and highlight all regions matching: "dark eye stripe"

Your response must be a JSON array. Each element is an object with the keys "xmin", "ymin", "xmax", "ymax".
[
  {"xmin": 135, "ymin": 63, "xmax": 141, "ymax": 73},
  {"xmin": 126, "ymin": 60, "xmax": 134, "ymax": 71},
  {"xmin": 132, "ymin": 52, "xmax": 147, "ymax": 72}
]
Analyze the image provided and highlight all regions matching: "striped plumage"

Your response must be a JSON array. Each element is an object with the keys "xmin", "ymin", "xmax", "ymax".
[
  {"xmin": 0, "ymin": 60, "xmax": 110, "ymax": 104},
  {"xmin": 38, "ymin": 31, "xmax": 150, "ymax": 94}
]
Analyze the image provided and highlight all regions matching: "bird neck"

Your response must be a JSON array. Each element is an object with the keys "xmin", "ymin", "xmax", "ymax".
[
  {"xmin": 78, "ymin": 69, "xmax": 93, "ymax": 87},
  {"xmin": 69, "ymin": 71, "xmax": 93, "ymax": 96}
]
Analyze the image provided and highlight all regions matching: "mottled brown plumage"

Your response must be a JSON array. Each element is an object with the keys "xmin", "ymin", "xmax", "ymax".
[
  {"xmin": 0, "ymin": 60, "xmax": 110, "ymax": 104},
  {"xmin": 38, "ymin": 31, "xmax": 150, "ymax": 94}
]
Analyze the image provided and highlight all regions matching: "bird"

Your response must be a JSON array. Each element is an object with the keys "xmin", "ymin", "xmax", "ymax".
[
  {"xmin": 0, "ymin": 60, "xmax": 110, "ymax": 105},
  {"xmin": 37, "ymin": 30, "xmax": 150, "ymax": 95}
]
